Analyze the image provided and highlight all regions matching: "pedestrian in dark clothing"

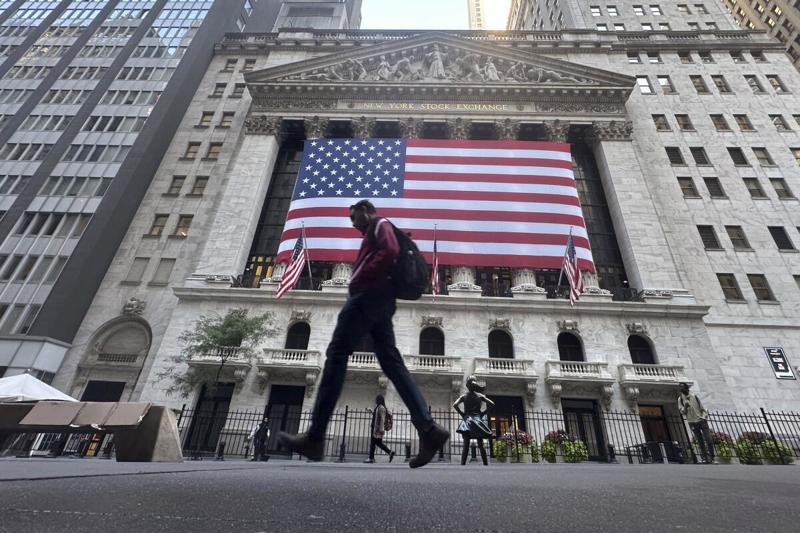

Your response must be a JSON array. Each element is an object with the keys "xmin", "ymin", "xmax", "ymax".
[
  {"xmin": 453, "ymin": 376, "xmax": 494, "ymax": 466},
  {"xmin": 279, "ymin": 200, "xmax": 449, "ymax": 468},
  {"xmin": 678, "ymin": 383, "xmax": 715, "ymax": 464},
  {"xmin": 365, "ymin": 394, "xmax": 395, "ymax": 463},
  {"xmin": 250, "ymin": 417, "xmax": 270, "ymax": 462}
]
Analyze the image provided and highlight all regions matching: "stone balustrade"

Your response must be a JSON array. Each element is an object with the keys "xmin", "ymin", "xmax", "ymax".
[
  {"xmin": 189, "ymin": 346, "xmax": 249, "ymax": 365},
  {"xmin": 404, "ymin": 355, "xmax": 464, "ymax": 375},
  {"xmin": 618, "ymin": 364, "xmax": 688, "ymax": 385},
  {"xmin": 349, "ymin": 351, "xmax": 381, "ymax": 369},
  {"xmin": 259, "ymin": 348, "xmax": 322, "ymax": 369},
  {"xmin": 472, "ymin": 357, "xmax": 537, "ymax": 377},
  {"xmin": 545, "ymin": 360, "xmax": 614, "ymax": 382}
]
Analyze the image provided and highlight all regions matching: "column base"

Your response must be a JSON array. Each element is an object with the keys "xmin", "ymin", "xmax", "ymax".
[
  {"xmin": 321, "ymin": 278, "xmax": 349, "ymax": 293},
  {"xmin": 447, "ymin": 282, "xmax": 482, "ymax": 298},
  {"xmin": 581, "ymin": 286, "xmax": 613, "ymax": 302},
  {"xmin": 510, "ymin": 284, "xmax": 547, "ymax": 301}
]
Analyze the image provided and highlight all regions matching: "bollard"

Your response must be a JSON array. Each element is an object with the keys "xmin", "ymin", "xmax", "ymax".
[
  {"xmin": 438, "ymin": 446, "xmax": 445, "ymax": 462},
  {"xmin": 215, "ymin": 441, "xmax": 225, "ymax": 461},
  {"xmin": 607, "ymin": 444, "xmax": 616, "ymax": 463},
  {"xmin": 470, "ymin": 442, "xmax": 478, "ymax": 462},
  {"xmin": 626, "ymin": 447, "xmax": 633, "ymax": 465},
  {"xmin": 338, "ymin": 441, "xmax": 347, "ymax": 462},
  {"xmin": 404, "ymin": 442, "xmax": 411, "ymax": 462}
]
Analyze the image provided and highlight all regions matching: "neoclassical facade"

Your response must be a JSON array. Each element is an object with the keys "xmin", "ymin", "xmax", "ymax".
[{"xmin": 51, "ymin": 25, "xmax": 800, "ymax": 456}]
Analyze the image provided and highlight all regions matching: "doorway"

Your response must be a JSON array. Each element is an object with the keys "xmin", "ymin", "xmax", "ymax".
[
  {"xmin": 184, "ymin": 382, "xmax": 235, "ymax": 456},
  {"xmin": 265, "ymin": 385, "xmax": 306, "ymax": 455},
  {"xmin": 562, "ymin": 399, "xmax": 606, "ymax": 461},
  {"xmin": 486, "ymin": 395, "xmax": 526, "ymax": 437},
  {"xmin": 74, "ymin": 380, "xmax": 127, "ymax": 456},
  {"xmin": 639, "ymin": 404, "xmax": 682, "ymax": 463}
]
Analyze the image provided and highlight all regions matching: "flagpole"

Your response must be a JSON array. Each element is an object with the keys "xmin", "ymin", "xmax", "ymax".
[
  {"xmin": 301, "ymin": 223, "xmax": 314, "ymax": 288},
  {"xmin": 432, "ymin": 224, "xmax": 437, "ymax": 303},
  {"xmin": 556, "ymin": 226, "xmax": 573, "ymax": 287}
]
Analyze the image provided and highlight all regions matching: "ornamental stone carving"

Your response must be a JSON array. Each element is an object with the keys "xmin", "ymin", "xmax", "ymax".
[
  {"xmin": 625, "ymin": 322, "xmax": 648, "ymax": 335},
  {"xmin": 542, "ymin": 119, "xmax": 570, "ymax": 142},
  {"xmin": 525, "ymin": 381, "xmax": 537, "ymax": 400},
  {"xmin": 421, "ymin": 315, "xmax": 443, "ymax": 328},
  {"xmin": 352, "ymin": 116, "xmax": 376, "ymax": 138},
  {"xmin": 510, "ymin": 268, "xmax": 546, "ymax": 295},
  {"xmin": 602, "ymin": 385, "xmax": 614, "ymax": 410},
  {"xmin": 446, "ymin": 118, "xmax": 470, "ymax": 140},
  {"xmin": 244, "ymin": 115, "xmax": 284, "ymax": 137},
  {"xmin": 557, "ymin": 320, "xmax": 579, "ymax": 333},
  {"xmin": 550, "ymin": 382, "xmax": 563, "ymax": 404},
  {"xmin": 489, "ymin": 318, "xmax": 511, "ymax": 331},
  {"xmin": 398, "ymin": 117, "xmax": 424, "ymax": 138},
  {"xmin": 535, "ymin": 102, "xmax": 624, "ymax": 114},
  {"xmin": 291, "ymin": 310, "xmax": 311, "ymax": 322},
  {"xmin": 254, "ymin": 97, "xmax": 336, "ymax": 110},
  {"xmin": 122, "ymin": 297, "xmax": 145, "ymax": 315},
  {"xmin": 590, "ymin": 120, "xmax": 634, "ymax": 142},
  {"xmin": 322, "ymin": 262, "xmax": 352, "ymax": 288},
  {"xmin": 495, "ymin": 118, "xmax": 521, "ymax": 140},
  {"xmin": 305, "ymin": 371, "xmax": 319, "ymax": 398},
  {"xmin": 304, "ymin": 116, "xmax": 330, "ymax": 139}
]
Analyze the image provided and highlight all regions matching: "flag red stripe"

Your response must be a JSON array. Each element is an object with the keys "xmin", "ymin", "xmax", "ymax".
[
  {"xmin": 405, "ymin": 172, "xmax": 575, "ymax": 186},
  {"xmin": 405, "ymin": 155, "xmax": 573, "ymax": 168},
  {"xmin": 406, "ymin": 138, "xmax": 570, "ymax": 151},
  {"xmin": 404, "ymin": 189, "xmax": 581, "ymax": 206},
  {"xmin": 285, "ymin": 207, "xmax": 587, "ymax": 227},
  {"xmin": 280, "ymin": 227, "xmax": 592, "ymax": 248}
]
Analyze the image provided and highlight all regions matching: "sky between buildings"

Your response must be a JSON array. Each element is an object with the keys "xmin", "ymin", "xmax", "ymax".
[{"xmin": 361, "ymin": 0, "xmax": 512, "ymax": 30}]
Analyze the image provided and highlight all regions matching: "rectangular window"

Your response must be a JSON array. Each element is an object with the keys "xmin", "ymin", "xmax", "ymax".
[
  {"xmin": 608, "ymin": 6, "xmax": 618, "ymax": 17},
  {"xmin": 747, "ymin": 274, "xmax": 775, "ymax": 301},
  {"xmin": 231, "ymin": 84, "xmax": 245, "ymax": 98},
  {"xmin": 795, "ymin": 275, "xmax": 800, "ymax": 291},
  {"xmin": 766, "ymin": 75, "xmax": 788, "ymax": 93},
  {"xmin": 770, "ymin": 115, "xmax": 791, "ymax": 131},
  {"xmin": 650, "ymin": 5, "xmax": 662, "ymax": 15},
  {"xmin": 676, "ymin": 115, "xmax": 694, "ymax": 131},
  {"xmin": 15, "ymin": 256, "xmax": 37, "ymax": 281},
  {"xmin": 148, "ymin": 215, "xmax": 168, "ymax": 236},
  {"xmin": 690, "ymin": 147, "xmax": 710, "ymax": 165},
  {"xmin": 697, "ymin": 225, "xmax": 721, "ymax": 249},
  {"xmin": 703, "ymin": 177, "xmax": 725, "ymax": 198},
  {"xmin": 730, "ymin": 51, "xmax": 745, "ymax": 63},
  {"xmin": 634, "ymin": 5, "xmax": 645, "ymax": 16},
  {"xmin": 690, "ymin": 75, "xmax": 709, "ymax": 94},
  {"xmin": 792, "ymin": 148, "xmax": 800, "ymax": 166},
  {"xmin": 678, "ymin": 52, "xmax": 693, "ymax": 64},
  {"xmin": 641, "ymin": 22, "xmax": 653, "ymax": 31},
  {"xmin": 678, "ymin": 4, "xmax": 690, "ymax": 14},
  {"xmin": 211, "ymin": 83, "xmax": 226, "ymax": 97},
  {"xmin": 205, "ymin": 142, "xmax": 223, "ymax": 160},
  {"xmin": 591, "ymin": 6, "xmax": 601, "ymax": 16},
  {"xmin": 627, "ymin": 52, "xmax": 641, "ymax": 63},
  {"xmin": 190, "ymin": 177, "xmax": 208, "ymax": 196},
  {"xmin": 710, "ymin": 114, "xmax": 730, "ymax": 131},
  {"xmin": 174, "ymin": 215, "xmax": 193, "ymax": 237},
  {"xmin": 658, "ymin": 22, "xmax": 670, "ymax": 30},
  {"xmin": 728, "ymin": 147, "xmax": 749, "ymax": 165},
  {"xmin": 223, "ymin": 58, "xmax": 237, "ymax": 71},
  {"xmin": 752, "ymin": 147, "xmax": 775, "ymax": 166},
  {"xmin": 657, "ymin": 76, "xmax": 676, "ymax": 94},
  {"xmin": 793, "ymin": 115, "xmax": 800, "ymax": 128},
  {"xmin": 183, "ymin": 142, "xmax": 200, "ymax": 159},
  {"xmin": 711, "ymin": 75, "xmax": 731, "ymax": 93},
  {"xmin": 613, "ymin": 23, "xmax": 625, "ymax": 31},
  {"xmin": 647, "ymin": 52, "xmax": 661, "ymax": 64},
  {"xmin": 705, "ymin": 22, "xmax": 717, "ymax": 29},
  {"xmin": 695, "ymin": 4, "xmax": 708, "ymax": 14},
  {"xmin": 743, "ymin": 178, "xmax": 766, "ymax": 198},
  {"xmin": 768, "ymin": 227, "xmax": 796, "ymax": 250},
  {"xmin": 726, "ymin": 226, "xmax": 751, "ymax": 249},
  {"xmin": 596, "ymin": 24, "xmax": 608, "ymax": 31},
  {"xmin": 636, "ymin": 76, "xmax": 654, "ymax": 94},
  {"xmin": 150, "ymin": 258, "xmax": 175, "ymax": 285},
  {"xmin": 219, "ymin": 112, "xmax": 234, "ymax": 128},
  {"xmin": 744, "ymin": 75, "xmax": 765, "ymax": 93},
  {"xmin": 733, "ymin": 115, "xmax": 754, "ymax": 131},
  {"xmin": 665, "ymin": 147, "xmax": 685, "ymax": 165},
  {"xmin": 167, "ymin": 176, "xmax": 185, "ymax": 195},
  {"xmin": 198, "ymin": 112, "xmax": 213, "ymax": 127},
  {"xmin": 652, "ymin": 114, "xmax": 670, "ymax": 131},
  {"xmin": 242, "ymin": 59, "xmax": 256, "ymax": 72},
  {"xmin": 124, "ymin": 257, "xmax": 149, "ymax": 283},
  {"xmin": 717, "ymin": 274, "xmax": 744, "ymax": 301},
  {"xmin": 28, "ymin": 256, "xmax": 53, "ymax": 283},
  {"xmin": 677, "ymin": 177, "xmax": 700, "ymax": 197},
  {"xmin": 770, "ymin": 178, "xmax": 794, "ymax": 199},
  {"xmin": 1, "ymin": 255, "xmax": 22, "ymax": 281},
  {"xmin": 687, "ymin": 22, "xmax": 699, "ymax": 30},
  {"xmin": 699, "ymin": 51, "xmax": 714, "ymax": 64},
  {"xmin": 751, "ymin": 51, "xmax": 767, "ymax": 62}
]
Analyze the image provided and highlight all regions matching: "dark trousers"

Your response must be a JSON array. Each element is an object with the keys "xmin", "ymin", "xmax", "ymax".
[
  {"xmin": 308, "ymin": 289, "xmax": 434, "ymax": 440},
  {"xmin": 460, "ymin": 436, "xmax": 488, "ymax": 465},
  {"xmin": 369, "ymin": 437, "xmax": 393, "ymax": 459},
  {"xmin": 689, "ymin": 420, "xmax": 715, "ymax": 462}
]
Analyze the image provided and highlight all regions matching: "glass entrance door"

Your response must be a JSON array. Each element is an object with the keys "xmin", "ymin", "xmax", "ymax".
[{"xmin": 562, "ymin": 399, "xmax": 606, "ymax": 461}]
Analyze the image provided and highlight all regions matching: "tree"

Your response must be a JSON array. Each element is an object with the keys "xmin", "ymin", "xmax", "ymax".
[{"xmin": 159, "ymin": 308, "xmax": 276, "ymax": 398}]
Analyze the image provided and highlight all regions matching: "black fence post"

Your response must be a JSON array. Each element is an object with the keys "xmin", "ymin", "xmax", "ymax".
[
  {"xmin": 404, "ymin": 442, "xmax": 411, "ymax": 462},
  {"xmin": 215, "ymin": 441, "xmax": 225, "ymax": 461},
  {"xmin": 760, "ymin": 407, "xmax": 786, "ymax": 465},
  {"xmin": 512, "ymin": 405, "xmax": 520, "ymax": 462},
  {"xmin": 678, "ymin": 413, "xmax": 698, "ymax": 464},
  {"xmin": 338, "ymin": 406, "xmax": 349, "ymax": 462}
]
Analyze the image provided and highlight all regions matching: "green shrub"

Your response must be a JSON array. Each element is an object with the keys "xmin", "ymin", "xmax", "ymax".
[
  {"xmin": 492, "ymin": 439, "xmax": 507, "ymax": 462},
  {"xmin": 761, "ymin": 440, "xmax": 795, "ymax": 465},
  {"xmin": 735, "ymin": 437, "xmax": 762, "ymax": 465},
  {"xmin": 562, "ymin": 439, "xmax": 589, "ymax": 463},
  {"xmin": 530, "ymin": 441, "xmax": 540, "ymax": 463},
  {"xmin": 716, "ymin": 441, "xmax": 734, "ymax": 460},
  {"xmin": 540, "ymin": 440, "xmax": 557, "ymax": 463}
]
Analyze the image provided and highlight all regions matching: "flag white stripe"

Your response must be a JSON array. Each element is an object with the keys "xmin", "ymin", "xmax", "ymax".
[
  {"xmin": 405, "ymin": 163, "xmax": 574, "ymax": 178},
  {"xmin": 405, "ymin": 180, "xmax": 579, "ymax": 197},
  {"xmin": 406, "ymin": 147, "xmax": 572, "ymax": 161},
  {"xmin": 278, "ymin": 237, "xmax": 593, "ymax": 260},
  {"xmin": 282, "ymin": 217, "xmax": 590, "ymax": 239},
  {"xmin": 287, "ymin": 197, "xmax": 584, "ymax": 216}
]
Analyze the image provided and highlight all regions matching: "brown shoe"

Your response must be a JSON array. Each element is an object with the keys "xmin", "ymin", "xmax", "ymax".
[
  {"xmin": 278, "ymin": 432, "xmax": 324, "ymax": 461},
  {"xmin": 410, "ymin": 423, "xmax": 449, "ymax": 469}
]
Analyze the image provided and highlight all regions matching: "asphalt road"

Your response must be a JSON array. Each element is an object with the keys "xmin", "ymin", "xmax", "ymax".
[{"xmin": 1, "ymin": 458, "xmax": 798, "ymax": 532}]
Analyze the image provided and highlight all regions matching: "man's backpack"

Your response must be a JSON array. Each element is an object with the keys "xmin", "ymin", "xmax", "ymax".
[
  {"xmin": 388, "ymin": 223, "xmax": 429, "ymax": 300},
  {"xmin": 384, "ymin": 410, "xmax": 393, "ymax": 432}
]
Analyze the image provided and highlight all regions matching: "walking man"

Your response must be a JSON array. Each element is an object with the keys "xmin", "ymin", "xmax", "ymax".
[
  {"xmin": 365, "ymin": 394, "xmax": 395, "ymax": 463},
  {"xmin": 279, "ymin": 200, "xmax": 449, "ymax": 468},
  {"xmin": 250, "ymin": 417, "xmax": 270, "ymax": 462},
  {"xmin": 678, "ymin": 383, "xmax": 715, "ymax": 463}
]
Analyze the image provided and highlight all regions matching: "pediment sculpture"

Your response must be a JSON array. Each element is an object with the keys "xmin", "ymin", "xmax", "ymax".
[{"xmin": 280, "ymin": 43, "xmax": 597, "ymax": 85}]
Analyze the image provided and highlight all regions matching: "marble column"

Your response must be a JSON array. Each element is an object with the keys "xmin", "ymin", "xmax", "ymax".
[
  {"xmin": 446, "ymin": 117, "xmax": 470, "ymax": 140},
  {"xmin": 187, "ymin": 116, "xmax": 284, "ymax": 287},
  {"xmin": 322, "ymin": 262, "xmax": 352, "ymax": 293},
  {"xmin": 588, "ymin": 120, "xmax": 686, "ymax": 292},
  {"xmin": 510, "ymin": 268, "xmax": 546, "ymax": 299},
  {"xmin": 447, "ymin": 265, "xmax": 481, "ymax": 297},
  {"xmin": 304, "ymin": 116, "xmax": 330, "ymax": 139},
  {"xmin": 542, "ymin": 119, "xmax": 570, "ymax": 142},
  {"xmin": 495, "ymin": 118, "xmax": 521, "ymax": 140}
]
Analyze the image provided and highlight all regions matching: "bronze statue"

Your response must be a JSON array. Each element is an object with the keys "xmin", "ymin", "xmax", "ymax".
[{"xmin": 453, "ymin": 376, "xmax": 494, "ymax": 465}]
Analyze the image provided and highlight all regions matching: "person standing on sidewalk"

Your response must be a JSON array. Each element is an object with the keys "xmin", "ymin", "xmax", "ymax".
[
  {"xmin": 678, "ymin": 383, "xmax": 715, "ymax": 464},
  {"xmin": 279, "ymin": 200, "xmax": 449, "ymax": 468},
  {"xmin": 364, "ymin": 394, "xmax": 395, "ymax": 463},
  {"xmin": 249, "ymin": 417, "xmax": 270, "ymax": 462}
]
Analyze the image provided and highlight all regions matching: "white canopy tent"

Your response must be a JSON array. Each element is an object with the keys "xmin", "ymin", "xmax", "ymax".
[{"xmin": 0, "ymin": 373, "xmax": 77, "ymax": 403}]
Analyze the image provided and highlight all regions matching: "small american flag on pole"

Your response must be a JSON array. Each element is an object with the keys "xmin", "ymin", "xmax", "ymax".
[
  {"xmin": 430, "ymin": 225, "xmax": 439, "ymax": 297},
  {"xmin": 561, "ymin": 229, "xmax": 585, "ymax": 305},
  {"xmin": 276, "ymin": 231, "xmax": 308, "ymax": 299}
]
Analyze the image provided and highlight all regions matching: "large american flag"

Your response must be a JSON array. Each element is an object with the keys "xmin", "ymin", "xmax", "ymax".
[{"xmin": 276, "ymin": 138, "xmax": 594, "ymax": 271}]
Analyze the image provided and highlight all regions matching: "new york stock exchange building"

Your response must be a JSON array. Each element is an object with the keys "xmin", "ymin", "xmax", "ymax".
[{"xmin": 51, "ymin": 20, "xmax": 800, "ymax": 461}]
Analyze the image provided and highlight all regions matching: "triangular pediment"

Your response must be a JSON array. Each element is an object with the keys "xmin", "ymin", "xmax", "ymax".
[{"xmin": 244, "ymin": 32, "xmax": 633, "ymax": 89}]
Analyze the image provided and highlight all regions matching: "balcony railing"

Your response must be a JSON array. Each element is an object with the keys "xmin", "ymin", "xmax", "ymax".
[
  {"xmin": 545, "ymin": 360, "xmax": 614, "ymax": 382},
  {"xmin": 349, "ymin": 351, "xmax": 380, "ymax": 370},
  {"xmin": 189, "ymin": 346, "xmax": 249, "ymax": 365},
  {"xmin": 404, "ymin": 355, "xmax": 463, "ymax": 374},
  {"xmin": 259, "ymin": 348, "xmax": 321, "ymax": 369},
  {"xmin": 472, "ymin": 357, "xmax": 537, "ymax": 377},
  {"xmin": 618, "ymin": 364, "xmax": 688, "ymax": 384},
  {"xmin": 96, "ymin": 353, "xmax": 138, "ymax": 363}
]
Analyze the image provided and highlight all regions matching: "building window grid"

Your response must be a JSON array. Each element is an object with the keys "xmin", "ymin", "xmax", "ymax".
[
  {"xmin": 747, "ymin": 274, "xmax": 776, "ymax": 301},
  {"xmin": 173, "ymin": 215, "xmax": 192, "ymax": 237},
  {"xmin": 768, "ymin": 227, "xmax": 796, "ymax": 251},
  {"xmin": 717, "ymin": 273, "xmax": 744, "ymax": 301},
  {"xmin": 752, "ymin": 147, "xmax": 775, "ymax": 166},
  {"xmin": 703, "ymin": 177, "xmax": 725, "ymax": 198},
  {"xmin": 770, "ymin": 178, "xmax": 794, "ymax": 199},
  {"xmin": 710, "ymin": 114, "xmax": 730, "ymax": 131},
  {"xmin": 743, "ymin": 178, "xmax": 767, "ymax": 198},
  {"xmin": 676, "ymin": 115, "xmax": 694, "ymax": 131},
  {"xmin": 697, "ymin": 225, "xmax": 721, "ymax": 249},
  {"xmin": 726, "ymin": 226, "xmax": 751, "ymax": 250}
]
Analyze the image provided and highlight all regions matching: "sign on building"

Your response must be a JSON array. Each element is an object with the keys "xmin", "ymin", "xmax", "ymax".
[{"xmin": 764, "ymin": 347, "xmax": 796, "ymax": 380}]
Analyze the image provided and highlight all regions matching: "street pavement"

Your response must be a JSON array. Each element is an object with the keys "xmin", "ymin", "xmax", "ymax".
[{"xmin": 1, "ymin": 458, "xmax": 799, "ymax": 532}]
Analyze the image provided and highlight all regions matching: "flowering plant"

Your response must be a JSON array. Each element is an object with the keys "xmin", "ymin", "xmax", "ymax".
[
  {"xmin": 501, "ymin": 430, "xmax": 533, "ymax": 446},
  {"xmin": 740, "ymin": 431, "xmax": 768, "ymax": 445},
  {"xmin": 711, "ymin": 431, "xmax": 733, "ymax": 445},
  {"xmin": 544, "ymin": 429, "xmax": 569, "ymax": 444}
]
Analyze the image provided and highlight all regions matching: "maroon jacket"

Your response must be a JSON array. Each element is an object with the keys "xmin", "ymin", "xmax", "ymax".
[{"xmin": 349, "ymin": 218, "xmax": 399, "ymax": 295}]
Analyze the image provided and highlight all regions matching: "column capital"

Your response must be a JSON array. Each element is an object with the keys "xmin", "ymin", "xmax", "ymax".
[
  {"xmin": 446, "ymin": 117, "xmax": 470, "ymax": 140},
  {"xmin": 495, "ymin": 118, "xmax": 521, "ymax": 140},
  {"xmin": 304, "ymin": 116, "xmax": 330, "ymax": 139},
  {"xmin": 398, "ymin": 117, "xmax": 423, "ymax": 138},
  {"xmin": 541, "ymin": 119, "xmax": 570, "ymax": 142},
  {"xmin": 589, "ymin": 120, "xmax": 633, "ymax": 142},
  {"xmin": 244, "ymin": 115, "xmax": 284, "ymax": 140},
  {"xmin": 352, "ymin": 116, "xmax": 376, "ymax": 138}
]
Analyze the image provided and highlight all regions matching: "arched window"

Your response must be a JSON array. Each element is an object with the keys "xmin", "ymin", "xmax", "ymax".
[
  {"xmin": 488, "ymin": 329, "xmax": 514, "ymax": 358},
  {"xmin": 419, "ymin": 327, "xmax": 444, "ymax": 355},
  {"xmin": 557, "ymin": 332, "xmax": 584, "ymax": 362},
  {"xmin": 628, "ymin": 335, "xmax": 656, "ymax": 364},
  {"xmin": 285, "ymin": 322, "xmax": 310, "ymax": 350}
]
